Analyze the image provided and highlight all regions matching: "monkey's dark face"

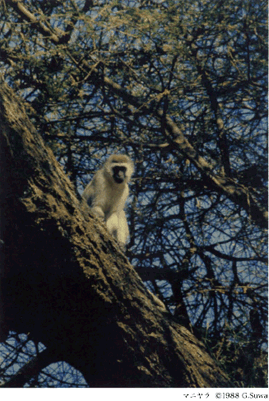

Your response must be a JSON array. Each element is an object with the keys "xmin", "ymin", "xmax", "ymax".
[{"xmin": 112, "ymin": 166, "xmax": 127, "ymax": 184}]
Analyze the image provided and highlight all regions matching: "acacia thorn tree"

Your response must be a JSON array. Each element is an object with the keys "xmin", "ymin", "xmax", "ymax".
[{"xmin": 0, "ymin": 0, "xmax": 267, "ymax": 387}]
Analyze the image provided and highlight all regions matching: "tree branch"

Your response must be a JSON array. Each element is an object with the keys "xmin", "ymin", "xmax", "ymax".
[
  {"xmin": 9, "ymin": 0, "xmax": 71, "ymax": 44},
  {"xmin": 95, "ymin": 70, "xmax": 268, "ymax": 229},
  {"xmin": 0, "ymin": 348, "xmax": 61, "ymax": 388},
  {"xmin": 0, "ymin": 79, "xmax": 232, "ymax": 387},
  {"xmin": 7, "ymin": 2, "xmax": 268, "ymax": 228}
]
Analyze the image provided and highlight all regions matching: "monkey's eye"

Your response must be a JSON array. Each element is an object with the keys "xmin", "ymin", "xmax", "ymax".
[{"xmin": 113, "ymin": 166, "xmax": 126, "ymax": 183}]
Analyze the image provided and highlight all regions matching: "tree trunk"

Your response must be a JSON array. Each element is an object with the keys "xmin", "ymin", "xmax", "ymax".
[{"xmin": 0, "ymin": 80, "xmax": 232, "ymax": 387}]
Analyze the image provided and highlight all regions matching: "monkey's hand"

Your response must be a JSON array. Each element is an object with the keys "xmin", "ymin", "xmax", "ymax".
[{"xmin": 91, "ymin": 206, "xmax": 105, "ymax": 220}]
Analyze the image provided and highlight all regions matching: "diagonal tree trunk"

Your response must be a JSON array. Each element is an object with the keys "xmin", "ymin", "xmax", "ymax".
[
  {"xmin": 0, "ymin": 79, "xmax": 232, "ymax": 387},
  {"xmin": 7, "ymin": 0, "xmax": 268, "ymax": 230}
]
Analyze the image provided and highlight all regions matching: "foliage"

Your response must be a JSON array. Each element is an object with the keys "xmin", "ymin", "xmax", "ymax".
[{"xmin": 0, "ymin": 0, "xmax": 267, "ymax": 387}]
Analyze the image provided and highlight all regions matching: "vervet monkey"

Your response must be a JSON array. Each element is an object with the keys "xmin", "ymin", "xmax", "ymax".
[{"xmin": 82, "ymin": 154, "xmax": 134, "ymax": 248}]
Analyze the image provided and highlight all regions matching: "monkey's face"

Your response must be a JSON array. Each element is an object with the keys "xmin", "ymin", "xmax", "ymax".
[
  {"xmin": 112, "ymin": 166, "xmax": 127, "ymax": 184},
  {"xmin": 104, "ymin": 154, "xmax": 134, "ymax": 185}
]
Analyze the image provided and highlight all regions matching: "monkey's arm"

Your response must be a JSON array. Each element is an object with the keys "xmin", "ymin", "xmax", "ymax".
[
  {"xmin": 82, "ymin": 175, "xmax": 105, "ymax": 219},
  {"xmin": 82, "ymin": 181, "xmax": 94, "ymax": 207}
]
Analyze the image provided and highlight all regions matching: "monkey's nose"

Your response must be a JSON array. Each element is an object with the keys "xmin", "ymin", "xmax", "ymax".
[{"xmin": 114, "ymin": 172, "xmax": 125, "ymax": 183}]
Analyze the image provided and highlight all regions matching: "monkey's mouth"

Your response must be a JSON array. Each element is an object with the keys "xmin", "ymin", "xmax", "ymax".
[
  {"xmin": 114, "ymin": 175, "xmax": 125, "ymax": 184},
  {"xmin": 113, "ymin": 168, "xmax": 126, "ymax": 183}
]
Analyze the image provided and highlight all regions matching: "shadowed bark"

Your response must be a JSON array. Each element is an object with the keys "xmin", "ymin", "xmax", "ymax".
[{"xmin": 0, "ymin": 80, "xmax": 232, "ymax": 387}]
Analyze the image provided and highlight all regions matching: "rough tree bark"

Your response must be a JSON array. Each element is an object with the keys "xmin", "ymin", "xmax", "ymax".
[
  {"xmin": 0, "ymin": 80, "xmax": 232, "ymax": 387},
  {"xmin": 6, "ymin": 0, "xmax": 268, "ymax": 230}
]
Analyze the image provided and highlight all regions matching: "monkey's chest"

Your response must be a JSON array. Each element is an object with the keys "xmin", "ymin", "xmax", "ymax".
[{"xmin": 102, "ymin": 187, "xmax": 126, "ymax": 217}]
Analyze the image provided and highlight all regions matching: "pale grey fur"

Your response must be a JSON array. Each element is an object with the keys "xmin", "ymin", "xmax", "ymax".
[{"xmin": 82, "ymin": 154, "xmax": 134, "ymax": 247}]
